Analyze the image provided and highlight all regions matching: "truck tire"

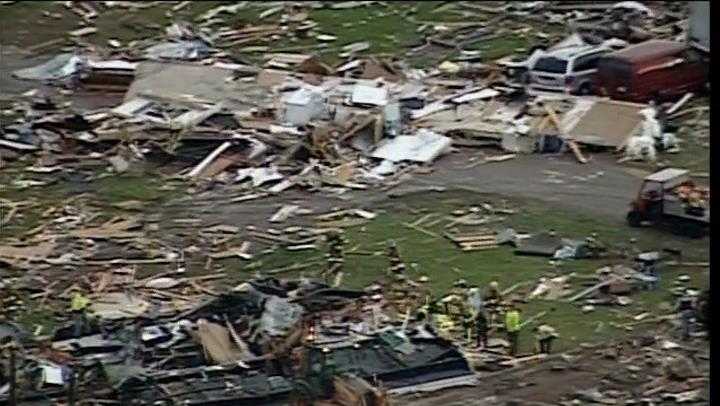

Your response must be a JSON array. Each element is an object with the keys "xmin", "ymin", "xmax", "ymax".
[
  {"xmin": 671, "ymin": 221, "xmax": 705, "ymax": 239},
  {"xmin": 684, "ymin": 223, "xmax": 705, "ymax": 239},
  {"xmin": 577, "ymin": 82, "xmax": 592, "ymax": 95},
  {"xmin": 626, "ymin": 211, "xmax": 642, "ymax": 227}
]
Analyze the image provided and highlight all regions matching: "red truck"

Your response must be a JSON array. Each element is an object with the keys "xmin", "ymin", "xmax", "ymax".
[{"xmin": 595, "ymin": 40, "xmax": 708, "ymax": 103}]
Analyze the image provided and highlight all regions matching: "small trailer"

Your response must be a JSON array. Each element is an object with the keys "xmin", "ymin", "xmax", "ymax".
[{"xmin": 626, "ymin": 168, "xmax": 709, "ymax": 238}]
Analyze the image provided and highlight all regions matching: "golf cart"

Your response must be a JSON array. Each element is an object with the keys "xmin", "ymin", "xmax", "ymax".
[{"xmin": 626, "ymin": 168, "xmax": 709, "ymax": 238}]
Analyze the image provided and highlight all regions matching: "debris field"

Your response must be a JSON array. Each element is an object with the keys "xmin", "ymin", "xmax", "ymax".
[{"xmin": 0, "ymin": 2, "xmax": 710, "ymax": 406}]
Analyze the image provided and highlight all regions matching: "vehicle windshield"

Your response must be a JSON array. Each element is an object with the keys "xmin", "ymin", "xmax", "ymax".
[{"xmin": 533, "ymin": 57, "xmax": 568, "ymax": 74}]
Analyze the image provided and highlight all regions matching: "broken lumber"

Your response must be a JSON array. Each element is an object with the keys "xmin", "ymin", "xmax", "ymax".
[
  {"xmin": 187, "ymin": 141, "xmax": 232, "ymax": 178},
  {"xmin": 499, "ymin": 353, "xmax": 547, "ymax": 367},
  {"xmin": 266, "ymin": 259, "xmax": 323, "ymax": 275},
  {"xmin": 209, "ymin": 242, "xmax": 253, "ymax": 260},
  {"xmin": 403, "ymin": 222, "xmax": 442, "ymax": 239},
  {"xmin": 519, "ymin": 311, "xmax": 547, "ymax": 329},
  {"xmin": 485, "ymin": 154, "xmax": 516, "ymax": 163},
  {"xmin": 566, "ymin": 278, "xmax": 619, "ymax": 302},
  {"xmin": 460, "ymin": 245, "xmax": 497, "ymax": 252},
  {"xmin": 567, "ymin": 140, "xmax": 588, "ymax": 164},
  {"xmin": 665, "ymin": 261, "xmax": 709, "ymax": 268},
  {"xmin": 544, "ymin": 104, "xmax": 587, "ymax": 164},
  {"xmin": 666, "ymin": 93, "xmax": 693, "ymax": 115},
  {"xmin": 444, "ymin": 233, "xmax": 496, "ymax": 243},
  {"xmin": 410, "ymin": 213, "xmax": 439, "ymax": 227},
  {"xmin": 269, "ymin": 205, "xmax": 300, "ymax": 223},
  {"xmin": 620, "ymin": 314, "xmax": 675, "ymax": 328},
  {"xmin": 502, "ymin": 281, "xmax": 530, "ymax": 296}
]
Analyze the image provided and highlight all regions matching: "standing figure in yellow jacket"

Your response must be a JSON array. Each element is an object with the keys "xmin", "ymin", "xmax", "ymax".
[
  {"xmin": 70, "ymin": 292, "xmax": 91, "ymax": 337},
  {"xmin": 505, "ymin": 303, "xmax": 521, "ymax": 357}
]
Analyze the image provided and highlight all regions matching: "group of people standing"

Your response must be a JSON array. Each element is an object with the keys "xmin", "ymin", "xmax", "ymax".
[
  {"xmin": 320, "ymin": 236, "xmax": 564, "ymax": 356},
  {"xmin": 470, "ymin": 284, "xmax": 558, "ymax": 357}
]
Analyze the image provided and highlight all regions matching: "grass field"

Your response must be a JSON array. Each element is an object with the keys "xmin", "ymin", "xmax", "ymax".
[{"xmin": 0, "ymin": 1, "xmax": 538, "ymax": 67}]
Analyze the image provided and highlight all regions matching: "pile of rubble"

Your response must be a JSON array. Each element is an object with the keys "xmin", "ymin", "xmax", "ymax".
[
  {"xmin": 565, "ymin": 333, "xmax": 710, "ymax": 405},
  {"xmin": 0, "ymin": 274, "xmax": 480, "ymax": 404},
  {"xmin": 2, "ymin": 2, "xmax": 708, "ymax": 194},
  {"xmin": 0, "ymin": 1, "xmax": 709, "ymax": 405}
]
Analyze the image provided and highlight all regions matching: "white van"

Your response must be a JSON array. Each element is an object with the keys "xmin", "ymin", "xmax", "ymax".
[{"xmin": 527, "ymin": 45, "xmax": 611, "ymax": 95}]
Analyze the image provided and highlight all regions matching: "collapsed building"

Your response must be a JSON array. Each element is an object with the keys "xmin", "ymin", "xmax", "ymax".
[{"xmin": 1, "ymin": 276, "xmax": 475, "ymax": 405}]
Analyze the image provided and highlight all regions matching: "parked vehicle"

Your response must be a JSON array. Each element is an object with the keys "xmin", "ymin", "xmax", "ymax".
[
  {"xmin": 626, "ymin": 168, "xmax": 709, "ymax": 238},
  {"xmin": 595, "ymin": 40, "xmax": 708, "ymax": 103},
  {"xmin": 526, "ymin": 45, "xmax": 611, "ymax": 95}
]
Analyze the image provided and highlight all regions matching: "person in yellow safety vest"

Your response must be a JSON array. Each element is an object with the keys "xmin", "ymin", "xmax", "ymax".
[
  {"xmin": 70, "ymin": 292, "xmax": 91, "ymax": 337},
  {"xmin": 505, "ymin": 303, "xmax": 521, "ymax": 357}
]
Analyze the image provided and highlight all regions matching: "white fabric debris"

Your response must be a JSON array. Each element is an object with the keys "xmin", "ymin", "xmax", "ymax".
[
  {"xmin": 370, "ymin": 159, "xmax": 397, "ymax": 176},
  {"xmin": 42, "ymin": 365, "xmax": 65, "ymax": 385},
  {"xmin": 660, "ymin": 133, "xmax": 679, "ymax": 150},
  {"xmin": 351, "ymin": 84, "xmax": 388, "ymax": 106},
  {"xmin": 625, "ymin": 136, "xmax": 656, "ymax": 161},
  {"xmin": 235, "ymin": 166, "xmax": 284, "ymax": 187},
  {"xmin": 626, "ymin": 108, "xmax": 661, "ymax": 161},
  {"xmin": 371, "ymin": 129, "xmax": 452, "ymax": 163}
]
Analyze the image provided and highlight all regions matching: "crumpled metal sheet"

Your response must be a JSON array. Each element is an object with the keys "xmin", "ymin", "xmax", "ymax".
[
  {"xmin": 259, "ymin": 296, "xmax": 303, "ymax": 337},
  {"xmin": 144, "ymin": 40, "xmax": 211, "ymax": 60},
  {"xmin": 515, "ymin": 232, "xmax": 563, "ymax": 256},
  {"xmin": 13, "ymin": 54, "xmax": 84, "ymax": 81}
]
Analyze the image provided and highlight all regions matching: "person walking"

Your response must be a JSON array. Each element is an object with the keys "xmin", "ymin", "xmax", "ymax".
[
  {"xmin": 386, "ymin": 239, "xmax": 406, "ymax": 277},
  {"xmin": 475, "ymin": 310, "xmax": 490, "ymax": 349},
  {"xmin": 535, "ymin": 324, "xmax": 558, "ymax": 354},
  {"xmin": 676, "ymin": 294, "xmax": 695, "ymax": 340},
  {"xmin": 505, "ymin": 303, "xmax": 521, "ymax": 357},
  {"xmin": 324, "ymin": 231, "xmax": 346, "ymax": 285},
  {"xmin": 70, "ymin": 292, "xmax": 91, "ymax": 337},
  {"xmin": 484, "ymin": 281, "xmax": 503, "ymax": 324}
]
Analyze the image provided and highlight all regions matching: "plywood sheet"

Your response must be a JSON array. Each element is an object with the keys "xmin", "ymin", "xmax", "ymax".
[{"xmin": 566, "ymin": 100, "xmax": 646, "ymax": 148}]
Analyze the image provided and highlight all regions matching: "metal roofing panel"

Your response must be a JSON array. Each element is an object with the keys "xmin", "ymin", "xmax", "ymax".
[{"xmin": 608, "ymin": 40, "xmax": 686, "ymax": 63}]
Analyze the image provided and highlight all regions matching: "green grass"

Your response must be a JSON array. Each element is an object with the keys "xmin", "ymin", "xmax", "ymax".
[
  {"xmin": 0, "ymin": 1, "xmax": 554, "ymax": 69},
  {"xmin": 0, "ymin": 162, "xmax": 181, "ymax": 240},
  {"xmin": 0, "ymin": 1, "xmax": 77, "ymax": 49},
  {"xmin": 92, "ymin": 174, "xmax": 172, "ymax": 203},
  {"xmin": 473, "ymin": 35, "xmax": 533, "ymax": 61},
  {"xmin": 14, "ymin": 305, "xmax": 58, "ymax": 336}
]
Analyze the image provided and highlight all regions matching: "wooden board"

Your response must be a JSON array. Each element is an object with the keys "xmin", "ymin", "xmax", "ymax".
[{"xmin": 565, "ymin": 100, "xmax": 646, "ymax": 149}]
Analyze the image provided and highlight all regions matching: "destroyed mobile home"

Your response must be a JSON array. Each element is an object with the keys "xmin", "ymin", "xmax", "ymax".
[{"xmin": 0, "ymin": 1, "xmax": 710, "ymax": 405}]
